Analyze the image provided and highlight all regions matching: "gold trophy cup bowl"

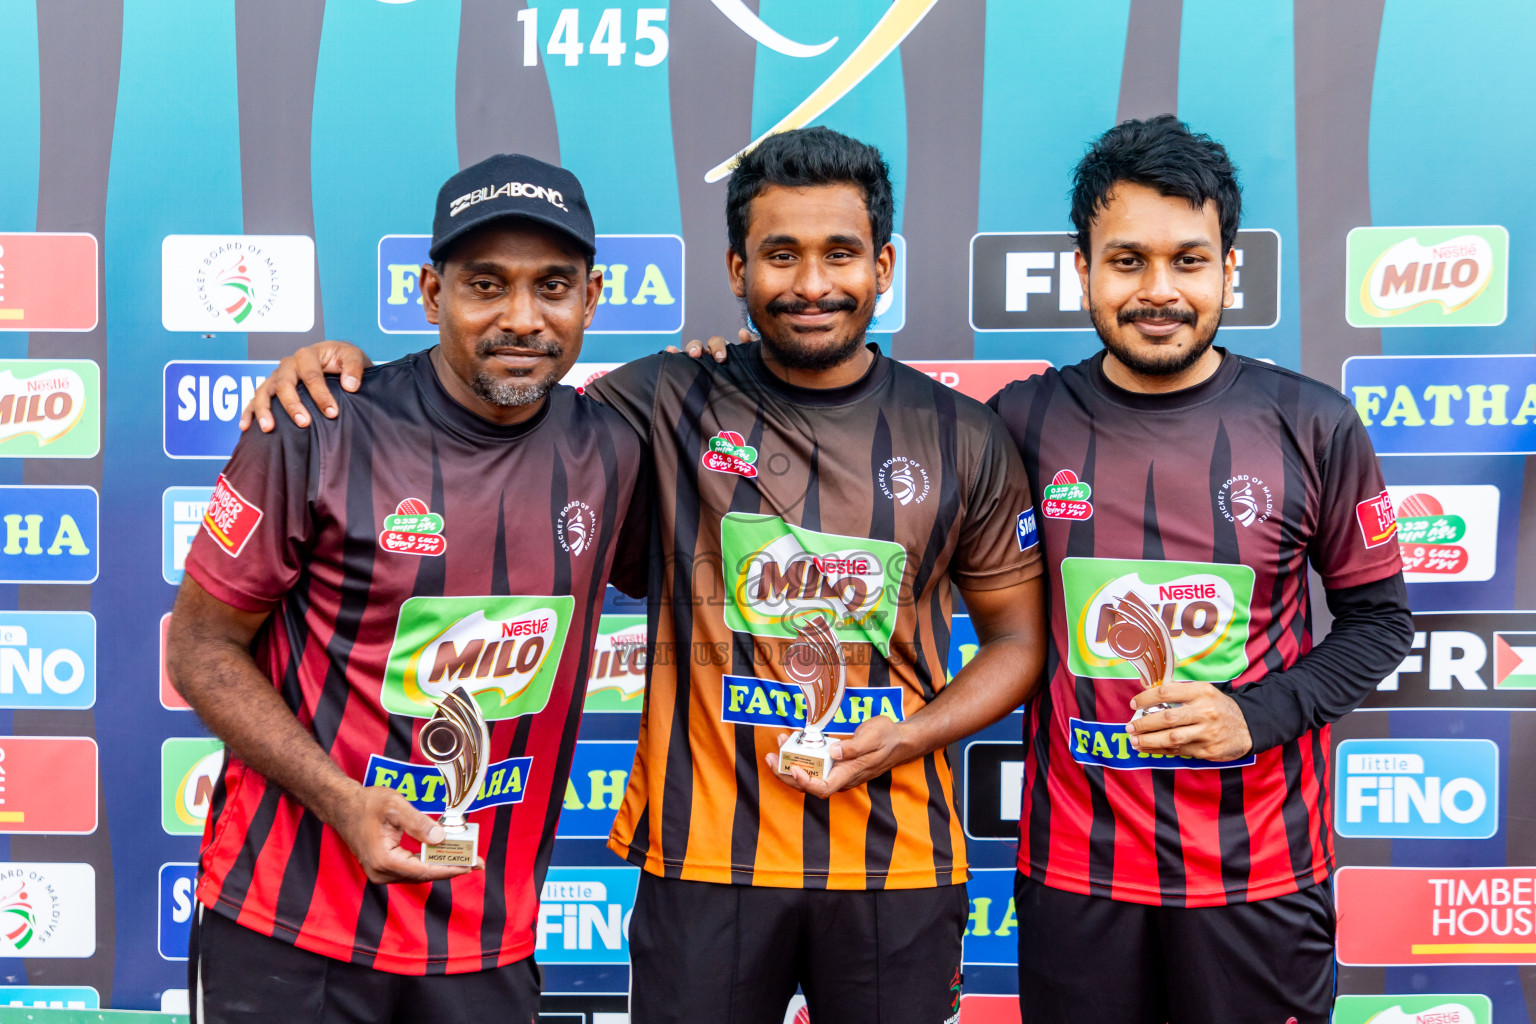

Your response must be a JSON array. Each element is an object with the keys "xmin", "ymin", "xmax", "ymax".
[{"xmin": 418, "ymin": 684, "xmax": 490, "ymax": 866}]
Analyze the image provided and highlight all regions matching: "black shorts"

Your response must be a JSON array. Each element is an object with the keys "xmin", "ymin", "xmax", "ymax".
[
  {"xmin": 189, "ymin": 906, "xmax": 542, "ymax": 1024},
  {"xmin": 628, "ymin": 873, "xmax": 967, "ymax": 1024},
  {"xmin": 1014, "ymin": 872, "xmax": 1336, "ymax": 1024}
]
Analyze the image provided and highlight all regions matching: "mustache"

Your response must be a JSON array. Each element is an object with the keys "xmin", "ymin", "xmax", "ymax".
[
  {"xmin": 764, "ymin": 296, "xmax": 859, "ymax": 317},
  {"xmin": 475, "ymin": 334, "xmax": 564, "ymax": 358},
  {"xmin": 1118, "ymin": 307, "xmax": 1197, "ymax": 327}
]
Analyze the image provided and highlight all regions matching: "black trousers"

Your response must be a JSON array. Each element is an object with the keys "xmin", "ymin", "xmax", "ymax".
[
  {"xmin": 628, "ymin": 873, "xmax": 969, "ymax": 1024},
  {"xmin": 189, "ymin": 906, "xmax": 542, "ymax": 1024},
  {"xmin": 1015, "ymin": 872, "xmax": 1336, "ymax": 1024}
]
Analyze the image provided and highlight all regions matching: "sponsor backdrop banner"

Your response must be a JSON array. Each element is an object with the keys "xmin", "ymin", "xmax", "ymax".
[{"xmin": 2, "ymin": 1, "xmax": 1535, "ymax": 1018}]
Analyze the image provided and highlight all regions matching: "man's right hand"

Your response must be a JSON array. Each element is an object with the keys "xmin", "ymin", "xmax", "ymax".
[
  {"xmin": 330, "ymin": 783, "xmax": 477, "ymax": 884},
  {"xmin": 241, "ymin": 340, "xmax": 373, "ymax": 433}
]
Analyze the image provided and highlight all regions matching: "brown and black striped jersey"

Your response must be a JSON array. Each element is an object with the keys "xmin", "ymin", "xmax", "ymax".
[
  {"xmin": 184, "ymin": 349, "xmax": 647, "ymax": 973},
  {"xmin": 989, "ymin": 349, "xmax": 1402, "ymax": 906},
  {"xmin": 587, "ymin": 343, "xmax": 1042, "ymax": 890}
]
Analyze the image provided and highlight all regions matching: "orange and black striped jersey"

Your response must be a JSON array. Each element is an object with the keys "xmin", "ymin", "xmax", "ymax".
[{"xmin": 587, "ymin": 344, "xmax": 1042, "ymax": 889}]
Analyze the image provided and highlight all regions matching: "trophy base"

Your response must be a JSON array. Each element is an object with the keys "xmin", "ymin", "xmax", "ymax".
[
  {"xmin": 777, "ymin": 731, "xmax": 833, "ymax": 780},
  {"xmin": 420, "ymin": 823, "xmax": 478, "ymax": 867},
  {"xmin": 1131, "ymin": 701, "xmax": 1182, "ymax": 722}
]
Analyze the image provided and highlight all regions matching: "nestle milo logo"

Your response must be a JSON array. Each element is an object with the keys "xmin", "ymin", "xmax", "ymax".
[
  {"xmin": 1347, "ymin": 225, "xmax": 1508, "ymax": 328},
  {"xmin": 1061, "ymin": 557, "xmax": 1254, "ymax": 682},
  {"xmin": 382, "ymin": 595, "xmax": 574, "ymax": 719},
  {"xmin": 720, "ymin": 513, "xmax": 906, "ymax": 654}
]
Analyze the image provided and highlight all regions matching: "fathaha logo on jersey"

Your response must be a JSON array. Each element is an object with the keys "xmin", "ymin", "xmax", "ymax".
[{"xmin": 381, "ymin": 595, "xmax": 573, "ymax": 720}]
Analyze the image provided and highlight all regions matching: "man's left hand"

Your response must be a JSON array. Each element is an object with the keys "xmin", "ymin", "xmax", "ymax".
[
  {"xmin": 1126, "ymin": 682, "xmax": 1253, "ymax": 762},
  {"xmin": 766, "ymin": 716, "xmax": 908, "ymax": 798}
]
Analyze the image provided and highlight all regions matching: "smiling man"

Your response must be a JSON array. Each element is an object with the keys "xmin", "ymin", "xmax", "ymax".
[
  {"xmin": 243, "ymin": 127, "xmax": 1049, "ymax": 1024},
  {"xmin": 167, "ymin": 154, "xmax": 648, "ymax": 1024},
  {"xmin": 987, "ymin": 116, "xmax": 1414, "ymax": 1024}
]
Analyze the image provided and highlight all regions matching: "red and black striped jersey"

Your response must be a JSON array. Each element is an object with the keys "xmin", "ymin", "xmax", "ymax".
[
  {"xmin": 587, "ymin": 344, "xmax": 1042, "ymax": 890},
  {"xmin": 988, "ymin": 350, "xmax": 1400, "ymax": 906},
  {"xmin": 184, "ymin": 349, "xmax": 646, "ymax": 974}
]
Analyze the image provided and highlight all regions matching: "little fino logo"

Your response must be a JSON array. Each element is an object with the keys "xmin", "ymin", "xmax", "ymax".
[
  {"xmin": 1041, "ymin": 469, "xmax": 1092, "ymax": 520},
  {"xmin": 1346, "ymin": 226, "xmax": 1508, "ymax": 328},
  {"xmin": 702, "ymin": 430, "xmax": 758, "ymax": 478},
  {"xmin": 378, "ymin": 498, "xmax": 445, "ymax": 557}
]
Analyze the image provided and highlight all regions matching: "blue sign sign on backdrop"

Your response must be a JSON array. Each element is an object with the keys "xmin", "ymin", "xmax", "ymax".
[
  {"xmin": 379, "ymin": 234, "xmax": 685, "ymax": 335},
  {"xmin": 162, "ymin": 486, "xmax": 212, "ymax": 585},
  {"xmin": 536, "ymin": 866, "xmax": 639, "ymax": 965},
  {"xmin": 1336, "ymin": 738, "xmax": 1499, "ymax": 840},
  {"xmin": 163, "ymin": 361, "xmax": 279, "ymax": 459},
  {"xmin": 1344, "ymin": 354, "xmax": 1536, "ymax": 455},
  {"xmin": 0, "ymin": 485, "xmax": 98, "ymax": 584},
  {"xmin": 0, "ymin": 611, "xmax": 96, "ymax": 710},
  {"xmin": 962, "ymin": 868, "xmax": 1018, "ymax": 966},
  {"xmin": 0, "ymin": 986, "xmax": 100, "ymax": 1010},
  {"xmin": 558, "ymin": 741, "xmax": 636, "ymax": 839},
  {"xmin": 158, "ymin": 862, "xmax": 198, "ymax": 961}
]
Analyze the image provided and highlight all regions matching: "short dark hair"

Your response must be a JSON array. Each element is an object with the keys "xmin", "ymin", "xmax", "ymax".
[
  {"xmin": 726, "ymin": 127, "xmax": 894, "ymax": 257},
  {"xmin": 1070, "ymin": 115, "xmax": 1241, "ymax": 255}
]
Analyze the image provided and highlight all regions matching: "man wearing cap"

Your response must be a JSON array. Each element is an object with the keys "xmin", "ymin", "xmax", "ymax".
[
  {"xmin": 167, "ymin": 153, "xmax": 649, "ymax": 1024},
  {"xmin": 243, "ymin": 127, "xmax": 1048, "ymax": 1024}
]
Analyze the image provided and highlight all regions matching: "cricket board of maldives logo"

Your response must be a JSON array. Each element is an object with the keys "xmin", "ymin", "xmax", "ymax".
[
  {"xmin": 878, "ymin": 456, "xmax": 930, "ymax": 506},
  {"xmin": 1216, "ymin": 474, "xmax": 1273, "ymax": 527},
  {"xmin": 556, "ymin": 500, "xmax": 597, "ymax": 557},
  {"xmin": 719, "ymin": 513, "xmax": 906, "ymax": 655},
  {"xmin": 1061, "ymin": 557, "xmax": 1256, "ymax": 683},
  {"xmin": 381, "ymin": 595, "xmax": 574, "ymax": 720}
]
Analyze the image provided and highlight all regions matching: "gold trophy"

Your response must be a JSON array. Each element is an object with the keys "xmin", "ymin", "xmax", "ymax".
[
  {"xmin": 418, "ymin": 685, "xmax": 490, "ymax": 866},
  {"xmin": 775, "ymin": 613, "xmax": 847, "ymax": 781},
  {"xmin": 1105, "ymin": 592, "xmax": 1178, "ymax": 720}
]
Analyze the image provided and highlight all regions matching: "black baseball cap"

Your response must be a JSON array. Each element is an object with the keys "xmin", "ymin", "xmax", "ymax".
[{"xmin": 430, "ymin": 153, "xmax": 596, "ymax": 262}]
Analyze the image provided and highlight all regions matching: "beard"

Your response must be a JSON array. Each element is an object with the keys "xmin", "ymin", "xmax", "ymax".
[
  {"xmin": 750, "ymin": 294, "xmax": 871, "ymax": 372},
  {"xmin": 1089, "ymin": 303, "xmax": 1221, "ymax": 377},
  {"xmin": 469, "ymin": 333, "xmax": 564, "ymax": 407}
]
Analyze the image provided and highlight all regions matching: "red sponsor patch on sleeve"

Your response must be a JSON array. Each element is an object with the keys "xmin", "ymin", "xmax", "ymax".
[
  {"xmin": 1355, "ymin": 489, "xmax": 1398, "ymax": 549},
  {"xmin": 202, "ymin": 473, "xmax": 264, "ymax": 558}
]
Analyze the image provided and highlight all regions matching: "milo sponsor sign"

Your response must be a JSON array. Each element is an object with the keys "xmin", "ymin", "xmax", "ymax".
[
  {"xmin": 1061, "ymin": 557, "xmax": 1254, "ymax": 682},
  {"xmin": 1332, "ymin": 994, "xmax": 1489, "ymax": 1024},
  {"xmin": 720, "ymin": 513, "xmax": 906, "ymax": 654},
  {"xmin": 584, "ymin": 614, "xmax": 646, "ymax": 713},
  {"xmin": 382, "ymin": 595, "xmax": 573, "ymax": 719}
]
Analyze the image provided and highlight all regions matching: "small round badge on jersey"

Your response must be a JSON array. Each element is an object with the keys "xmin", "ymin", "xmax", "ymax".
[{"xmin": 378, "ymin": 498, "xmax": 447, "ymax": 557}]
